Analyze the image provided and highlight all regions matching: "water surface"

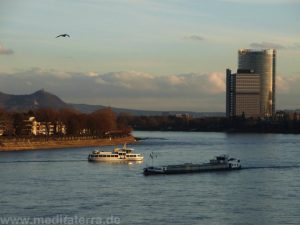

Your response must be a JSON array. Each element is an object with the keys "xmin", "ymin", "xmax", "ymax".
[{"xmin": 0, "ymin": 131, "xmax": 299, "ymax": 225}]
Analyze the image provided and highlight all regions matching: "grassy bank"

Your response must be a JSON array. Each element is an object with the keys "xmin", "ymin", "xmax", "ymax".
[{"xmin": 0, "ymin": 135, "xmax": 136, "ymax": 151}]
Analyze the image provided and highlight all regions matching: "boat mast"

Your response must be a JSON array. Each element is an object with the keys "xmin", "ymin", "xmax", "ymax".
[{"xmin": 150, "ymin": 152, "xmax": 157, "ymax": 167}]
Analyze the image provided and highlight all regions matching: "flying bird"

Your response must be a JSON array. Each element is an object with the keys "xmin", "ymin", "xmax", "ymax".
[{"xmin": 56, "ymin": 34, "xmax": 70, "ymax": 38}]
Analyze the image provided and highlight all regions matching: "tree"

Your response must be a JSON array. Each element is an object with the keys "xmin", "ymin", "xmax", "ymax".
[
  {"xmin": 0, "ymin": 108, "xmax": 13, "ymax": 136},
  {"xmin": 117, "ymin": 112, "xmax": 133, "ymax": 129},
  {"xmin": 88, "ymin": 108, "xmax": 117, "ymax": 135},
  {"xmin": 59, "ymin": 109, "xmax": 84, "ymax": 135},
  {"xmin": 12, "ymin": 113, "xmax": 26, "ymax": 136}
]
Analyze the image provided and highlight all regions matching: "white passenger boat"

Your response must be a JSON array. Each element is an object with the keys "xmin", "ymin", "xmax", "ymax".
[{"xmin": 88, "ymin": 144, "xmax": 143, "ymax": 162}]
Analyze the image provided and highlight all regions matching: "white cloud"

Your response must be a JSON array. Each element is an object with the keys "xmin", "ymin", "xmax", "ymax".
[
  {"xmin": 276, "ymin": 74, "xmax": 300, "ymax": 109},
  {"xmin": 249, "ymin": 42, "xmax": 285, "ymax": 50},
  {"xmin": 168, "ymin": 75, "xmax": 186, "ymax": 86},
  {"xmin": 208, "ymin": 72, "xmax": 225, "ymax": 93},
  {"xmin": 0, "ymin": 68, "xmax": 299, "ymax": 111},
  {"xmin": 0, "ymin": 68, "xmax": 226, "ymax": 111},
  {"xmin": 87, "ymin": 71, "xmax": 98, "ymax": 77},
  {"xmin": 276, "ymin": 76, "xmax": 291, "ymax": 93},
  {"xmin": 221, "ymin": 0, "xmax": 300, "ymax": 4},
  {"xmin": 185, "ymin": 35, "xmax": 205, "ymax": 42},
  {"xmin": 0, "ymin": 43, "xmax": 14, "ymax": 55}
]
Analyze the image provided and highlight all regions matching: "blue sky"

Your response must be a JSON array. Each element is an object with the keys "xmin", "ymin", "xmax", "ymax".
[{"xmin": 0, "ymin": 0, "xmax": 300, "ymax": 111}]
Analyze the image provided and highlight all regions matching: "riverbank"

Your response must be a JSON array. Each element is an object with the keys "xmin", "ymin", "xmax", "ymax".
[{"xmin": 0, "ymin": 135, "xmax": 136, "ymax": 151}]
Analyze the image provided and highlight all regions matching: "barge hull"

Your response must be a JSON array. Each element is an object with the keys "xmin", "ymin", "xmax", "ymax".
[{"xmin": 143, "ymin": 165, "xmax": 241, "ymax": 176}]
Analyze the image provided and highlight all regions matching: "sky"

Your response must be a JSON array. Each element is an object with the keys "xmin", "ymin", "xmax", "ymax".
[{"xmin": 0, "ymin": 0, "xmax": 300, "ymax": 112}]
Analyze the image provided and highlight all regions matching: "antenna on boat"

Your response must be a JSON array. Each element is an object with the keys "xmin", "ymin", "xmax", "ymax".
[{"xmin": 149, "ymin": 152, "xmax": 158, "ymax": 167}]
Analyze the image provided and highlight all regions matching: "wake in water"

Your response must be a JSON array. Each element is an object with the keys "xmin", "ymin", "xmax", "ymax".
[
  {"xmin": 135, "ymin": 137, "xmax": 168, "ymax": 141},
  {"xmin": 242, "ymin": 165, "xmax": 300, "ymax": 170},
  {"xmin": 0, "ymin": 159, "xmax": 86, "ymax": 164}
]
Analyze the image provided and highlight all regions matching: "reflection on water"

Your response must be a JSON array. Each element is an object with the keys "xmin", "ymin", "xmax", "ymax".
[{"xmin": 0, "ymin": 131, "xmax": 300, "ymax": 225}]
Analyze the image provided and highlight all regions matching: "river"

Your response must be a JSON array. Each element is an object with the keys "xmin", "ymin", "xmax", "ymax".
[{"xmin": 0, "ymin": 131, "xmax": 299, "ymax": 225}]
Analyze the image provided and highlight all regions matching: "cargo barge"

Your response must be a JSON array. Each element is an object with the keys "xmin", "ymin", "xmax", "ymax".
[{"xmin": 143, "ymin": 155, "xmax": 241, "ymax": 175}]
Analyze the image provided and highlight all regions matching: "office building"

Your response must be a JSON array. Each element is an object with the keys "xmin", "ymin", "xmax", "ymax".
[
  {"xmin": 238, "ymin": 49, "xmax": 276, "ymax": 117},
  {"xmin": 226, "ymin": 69, "xmax": 261, "ymax": 118}
]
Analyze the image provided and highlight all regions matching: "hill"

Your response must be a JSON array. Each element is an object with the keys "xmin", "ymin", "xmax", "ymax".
[
  {"xmin": 0, "ymin": 90, "xmax": 225, "ymax": 117},
  {"xmin": 70, "ymin": 103, "xmax": 224, "ymax": 117},
  {"xmin": 0, "ymin": 89, "xmax": 71, "ymax": 111}
]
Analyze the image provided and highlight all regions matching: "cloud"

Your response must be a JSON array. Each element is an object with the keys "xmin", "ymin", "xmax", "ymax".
[
  {"xmin": 249, "ymin": 42, "xmax": 285, "ymax": 50},
  {"xmin": 168, "ymin": 75, "xmax": 186, "ymax": 86},
  {"xmin": 276, "ymin": 76, "xmax": 291, "ymax": 93},
  {"xmin": 1, "ymin": 68, "xmax": 299, "ymax": 111},
  {"xmin": 87, "ymin": 71, "xmax": 98, "ymax": 77},
  {"xmin": 276, "ymin": 75, "xmax": 300, "ymax": 94},
  {"xmin": 276, "ymin": 74, "xmax": 300, "ymax": 109},
  {"xmin": 0, "ymin": 68, "xmax": 226, "ymax": 111},
  {"xmin": 221, "ymin": 0, "xmax": 300, "ymax": 4},
  {"xmin": 0, "ymin": 43, "xmax": 14, "ymax": 55},
  {"xmin": 208, "ymin": 73, "xmax": 225, "ymax": 93},
  {"xmin": 185, "ymin": 35, "xmax": 205, "ymax": 42},
  {"xmin": 249, "ymin": 42, "xmax": 300, "ymax": 51},
  {"xmin": 293, "ymin": 43, "xmax": 300, "ymax": 49}
]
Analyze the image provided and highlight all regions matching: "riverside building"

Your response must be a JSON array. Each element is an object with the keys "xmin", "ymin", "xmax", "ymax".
[
  {"xmin": 226, "ymin": 69, "xmax": 261, "ymax": 118},
  {"xmin": 238, "ymin": 49, "xmax": 276, "ymax": 117},
  {"xmin": 226, "ymin": 49, "xmax": 276, "ymax": 118}
]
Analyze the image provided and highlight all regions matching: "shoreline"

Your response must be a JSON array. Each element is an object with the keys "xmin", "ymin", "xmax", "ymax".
[{"xmin": 0, "ymin": 135, "xmax": 136, "ymax": 152}]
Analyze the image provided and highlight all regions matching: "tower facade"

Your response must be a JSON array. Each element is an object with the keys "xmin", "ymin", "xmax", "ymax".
[
  {"xmin": 226, "ymin": 69, "xmax": 261, "ymax": 118},
  {"xmin": 238, "ymin": 49, "xmax": 276, "ymax": 117}
]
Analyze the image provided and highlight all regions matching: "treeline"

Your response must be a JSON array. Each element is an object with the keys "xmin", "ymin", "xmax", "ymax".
[
  {"xmin": 2, "ymin": 108, "xmax": 300, "ymax": 136},
  {"xmin": 123, "ymin": 115, "xmax": 300, "ymax": 133},
  {"xmin": 0, "ymin": 108, "xmax": 132, "ymax": 136}
]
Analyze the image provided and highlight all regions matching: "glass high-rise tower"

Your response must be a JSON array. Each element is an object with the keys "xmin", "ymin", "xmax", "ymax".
[{"xmin": 238, "ymin": 49, "xmax": 276, "ymax": 117}]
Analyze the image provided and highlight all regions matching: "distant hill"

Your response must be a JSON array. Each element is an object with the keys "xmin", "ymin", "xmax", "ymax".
[
  {"xmin": 0, "ymin": 89, "xmax": 225, "ymax": 117},
  {"xmin": 0, "ymin": 89, "xmax": 71, "ymax": 111},
  {"xmin": 70, "ymin": 103, "xmax": 176, "ymax": 116},
  {"xmin": 70, "ymin": 103, "xmax": 225, "ymax": 117}
]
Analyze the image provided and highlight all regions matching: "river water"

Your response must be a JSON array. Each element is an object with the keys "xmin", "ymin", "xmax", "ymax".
[{"xmin": 0, "ymin": 131, "xmax": 300, "ymax": 225}]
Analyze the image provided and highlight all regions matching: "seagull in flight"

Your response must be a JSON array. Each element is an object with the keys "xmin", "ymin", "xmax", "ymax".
[{"xmin": 56, "ymin": 34, "xmax": 70, "ymax": 38}]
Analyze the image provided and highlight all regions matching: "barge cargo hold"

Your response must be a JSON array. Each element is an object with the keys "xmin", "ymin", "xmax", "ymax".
[{"xmin": 143, "ymin": 155, "xmax": 241, "ymax": 176}]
